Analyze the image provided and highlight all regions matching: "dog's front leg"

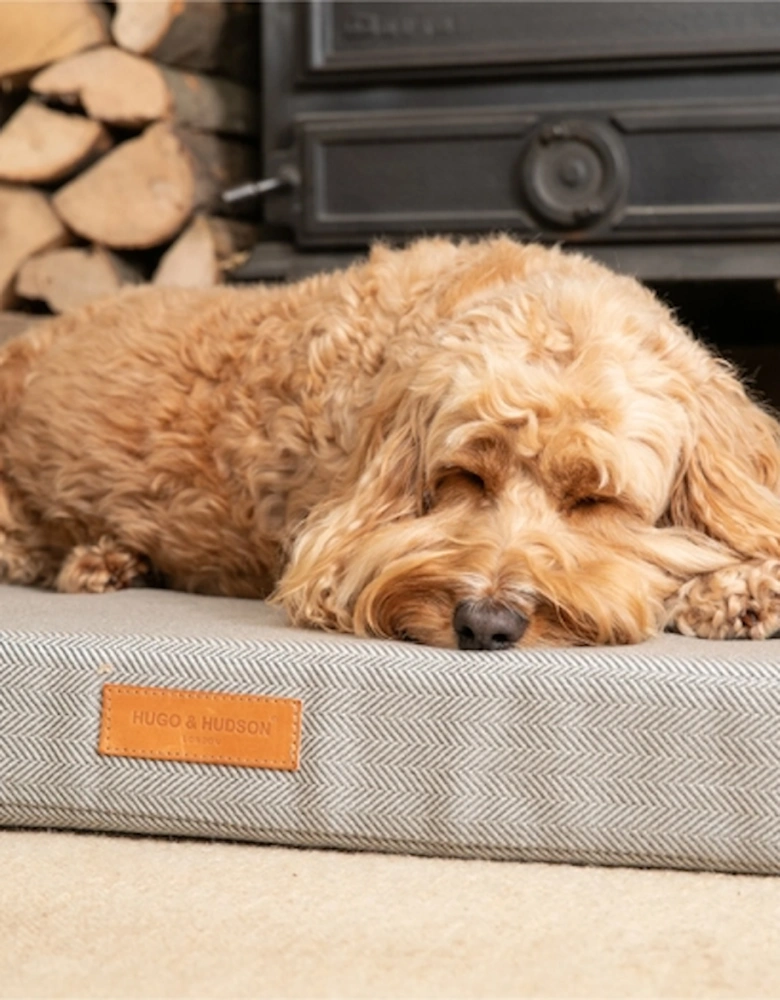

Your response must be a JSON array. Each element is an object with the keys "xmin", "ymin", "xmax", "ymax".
[{"xmin": 664, "ymin": 558, "xmax": 780, "ymax": 639}]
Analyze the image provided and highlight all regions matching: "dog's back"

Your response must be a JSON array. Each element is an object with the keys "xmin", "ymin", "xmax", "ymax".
[{"xmin": 0, "ymin": 243, "xmax": 475, "ymax": 596}]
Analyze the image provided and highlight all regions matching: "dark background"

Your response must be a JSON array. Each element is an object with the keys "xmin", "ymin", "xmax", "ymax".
[{"xmin": 653, "ymin": 281, "xmax": 780, "ymax": 410}]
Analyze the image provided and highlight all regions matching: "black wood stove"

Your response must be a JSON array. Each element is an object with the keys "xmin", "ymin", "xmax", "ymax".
[{"xmin": 236, "ymin": 1, "xmax": 780, "ymax": 283}]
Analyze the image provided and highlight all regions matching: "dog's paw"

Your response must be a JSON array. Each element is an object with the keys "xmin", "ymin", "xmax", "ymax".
[
  {"xmin": 55, "ymin": 538, "xmax": 153, "ymax": 594},
  {"xmin": 665, "ymin": 558, "xmax": 780, "ymax": 640}
]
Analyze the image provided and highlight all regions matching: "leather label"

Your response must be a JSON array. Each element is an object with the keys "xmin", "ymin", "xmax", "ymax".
[{"xmin": 99, "ymin": 683, "xmax": 301, "ymax": 770}]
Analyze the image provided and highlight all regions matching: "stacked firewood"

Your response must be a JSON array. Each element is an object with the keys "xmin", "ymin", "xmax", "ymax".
[{"xmin": 0, "ymin": 0, "xmax": 259, "ymax": 314}]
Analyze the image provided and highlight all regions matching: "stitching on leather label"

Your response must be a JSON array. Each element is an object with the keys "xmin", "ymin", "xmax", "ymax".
[{"xmin": 99, "ymin": 683, "xmax": 302, "ymax": 771}]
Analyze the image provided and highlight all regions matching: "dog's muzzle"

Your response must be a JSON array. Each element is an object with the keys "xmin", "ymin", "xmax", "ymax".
[{"xmin": 453, "ymin": 599, "xmax": 528, "ymax": 651}]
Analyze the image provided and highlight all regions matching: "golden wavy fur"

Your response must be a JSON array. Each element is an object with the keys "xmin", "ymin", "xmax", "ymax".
[{"xmin": 3, "ymin": 235, "xmax": 780, "ymax": 649}]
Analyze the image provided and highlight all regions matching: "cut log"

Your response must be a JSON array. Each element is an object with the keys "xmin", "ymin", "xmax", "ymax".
[
  {"xmin": 0, "ymin": 100, "xmax": 110, "ymax": 183},
  {"xmin": 0, "ymin": 185, "xmax": 69, "ymax": 308},
  {"xmin": 32, "ymin": 46, "xmax": 169, "ymax": 128},
  {"xmin": 32, "ymin": 46, "xmax": 255, "ymax": 135},
  {"xmin": 16, "ymin": 246, "xmax": 142, "ymax": 314},
  {"xmin": 0, "ymin": 1, "xmax": 109, "ymax": 83},
  {"xmin": 158, "ymin": 67, "xmax": 255, "ymax": 136},
  {"xmin": 53, "ymin": 124, "xmax": 193, "ymax": 249},
  {"xmin": 53, "ymin": 122, "xmax": 255, "ymax": 249},
  {"xmin": 112, "ymin": 1, "xmax": 256, "ymax": 83},
  {"xmin": 153, "ymin": 215, "xmax": 258, "ymax": 287},
  {"xmin": 177, "ymin": 130, "xmax": 256, "ymax": 213},
  {"xmin": 112, "ymin": 1, "xmax": 226, "ymax": 67}
]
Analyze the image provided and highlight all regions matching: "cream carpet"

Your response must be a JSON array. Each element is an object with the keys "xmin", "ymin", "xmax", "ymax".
[{"xmin": 2, "ymin": 830, "xmax": 780, "ymax": 999}]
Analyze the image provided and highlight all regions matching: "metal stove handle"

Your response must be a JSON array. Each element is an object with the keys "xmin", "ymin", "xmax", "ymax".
[{"xmin": 221, "ymin": 165, "xmax": 300, "ymax": 206}]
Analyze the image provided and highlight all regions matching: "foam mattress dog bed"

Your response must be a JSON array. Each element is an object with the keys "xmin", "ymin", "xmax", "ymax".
[{"xmin": 1, "ymin": 584, "xmax": 779, "ymax": 875}]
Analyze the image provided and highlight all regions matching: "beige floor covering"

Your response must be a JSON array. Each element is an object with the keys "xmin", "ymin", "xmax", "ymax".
[{"xmin": 2, "ymin": 831, "xmax": 780, "ymax": 999}]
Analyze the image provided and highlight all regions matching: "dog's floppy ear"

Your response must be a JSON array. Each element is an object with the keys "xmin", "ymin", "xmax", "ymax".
[
  {"xmin": 273, "ymin": 373, "xmax": 437, "ymax": 632},
  {"xmin": 351, "ymin": 370, "xmax": 435, "ymax": 516},
  {"xmin": 668, "ymin": 358, "xmax": 780, "ymax": 558}
]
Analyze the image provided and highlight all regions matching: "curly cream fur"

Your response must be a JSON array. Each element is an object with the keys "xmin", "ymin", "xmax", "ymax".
[{"xmin": 2, "ymin": 235, "xmax": 780, "ymax": 648}]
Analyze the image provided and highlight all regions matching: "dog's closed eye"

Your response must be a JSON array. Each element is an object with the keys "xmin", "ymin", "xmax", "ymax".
[
  {"xmin": 568, "ymin": 493, "xmax": 644, "ymax": 521},
  {"xmin": 445, "ymin": 469, "xmax": 487, "ymax": 493},
  {"xmin": 424, "ymin": 468, "xmax": 487, "ymax": 512},
  {"xmin": 570, "ymin": 495, "xmax": 609, "ymax": 510}
]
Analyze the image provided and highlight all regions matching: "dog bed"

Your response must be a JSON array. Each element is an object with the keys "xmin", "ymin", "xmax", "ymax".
[{"xmin": 1, "ymin": 584, "xmax": 779, "ymax": 875}]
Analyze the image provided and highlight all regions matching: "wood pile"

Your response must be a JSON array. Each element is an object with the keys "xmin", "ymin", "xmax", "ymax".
[{"xmin": 0, "ymin": 0, "xmax": 259, "ymax": 314}]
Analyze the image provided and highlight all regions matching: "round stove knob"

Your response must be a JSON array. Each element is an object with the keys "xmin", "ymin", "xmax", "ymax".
[{"xmin": 522, "ymin": 120, "xmax": 628, "ymax": 230}]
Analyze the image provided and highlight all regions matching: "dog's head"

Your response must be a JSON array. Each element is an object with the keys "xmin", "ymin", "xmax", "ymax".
[{"xmin": 278, "ymin": 262, "xmax": 779, "ymax": 648}]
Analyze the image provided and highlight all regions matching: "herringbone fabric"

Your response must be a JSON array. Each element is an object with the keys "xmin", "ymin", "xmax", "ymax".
[{"xmin": 1, "ymin": 587, "xmax": 780, "ymax": 873}]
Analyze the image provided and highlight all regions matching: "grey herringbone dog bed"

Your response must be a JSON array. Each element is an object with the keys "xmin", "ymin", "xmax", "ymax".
[{"xmin": 1, "ymin": 585, "xmax": 779, "ymax": 874}]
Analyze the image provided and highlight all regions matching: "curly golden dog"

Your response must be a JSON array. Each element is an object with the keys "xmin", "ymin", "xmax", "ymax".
[{"xmin": 2, "ymin": 236, "xmax": 780, "ymax": 649}]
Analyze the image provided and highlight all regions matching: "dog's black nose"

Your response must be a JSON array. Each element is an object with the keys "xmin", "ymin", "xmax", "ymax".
[{"xmin": 453, "ymin": 600, "xmax": 528, "ymax": 651}]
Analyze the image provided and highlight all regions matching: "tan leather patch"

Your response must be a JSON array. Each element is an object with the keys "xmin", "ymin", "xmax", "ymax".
[{"xmin": 99, "ymin": 683, "xmax": 301, "ymax": 770}]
